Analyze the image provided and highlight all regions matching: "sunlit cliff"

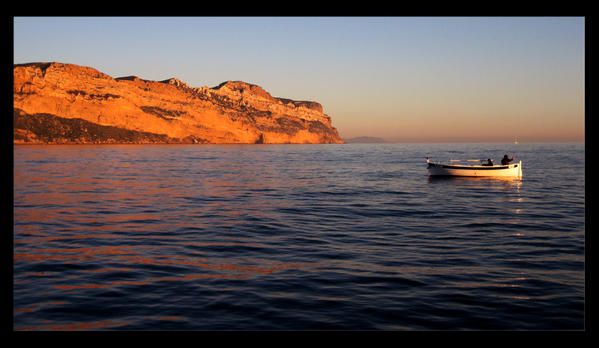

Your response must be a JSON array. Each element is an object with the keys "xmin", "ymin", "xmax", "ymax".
[{"xmin": 14, "ymin": 62, "xmax": 343, "ymax": 144}]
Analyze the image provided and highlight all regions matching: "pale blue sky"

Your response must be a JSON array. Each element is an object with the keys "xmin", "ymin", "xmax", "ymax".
[{"xmin": 14, "ymin": 17, "xmax": 585, "ymax": 142}]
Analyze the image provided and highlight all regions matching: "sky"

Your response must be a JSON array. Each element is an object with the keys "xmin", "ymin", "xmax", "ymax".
[{"xmin": 14, "ymin": 17, "xmax": 585, "ymax": 142}]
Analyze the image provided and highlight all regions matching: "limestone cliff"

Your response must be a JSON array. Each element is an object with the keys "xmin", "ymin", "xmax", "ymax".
[{"xmin": 13, "ymin": 62, "xmax": 343, "ymax": 144}]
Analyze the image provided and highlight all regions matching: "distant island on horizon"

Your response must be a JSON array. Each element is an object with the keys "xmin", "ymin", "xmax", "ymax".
[
  {"xmin": 14, "ymin": 62, "xmax": 343, "ymax": 145},
  {"xmin": 343, "ymin": 136, "xmax": 388, "ymax": 144}
]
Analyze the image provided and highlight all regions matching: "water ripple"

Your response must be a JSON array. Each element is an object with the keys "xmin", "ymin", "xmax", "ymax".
[{"xmin": 14, "ymin": 143, "xmax": 584, "ymax": 330}]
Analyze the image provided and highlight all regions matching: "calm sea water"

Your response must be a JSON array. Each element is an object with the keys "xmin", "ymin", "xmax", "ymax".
[{"xmin": 13, "ymin": 143, "xmax": 585, "ymax": 330}]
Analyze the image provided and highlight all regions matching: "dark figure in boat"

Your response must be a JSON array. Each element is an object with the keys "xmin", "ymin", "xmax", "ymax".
[
  {"xmin": 501, "ymin": 154, "xmax": 514, "ymax": 165},
  {"xmin": 483, "ymin": 158, "xmax": 494, "ymax": 166}
]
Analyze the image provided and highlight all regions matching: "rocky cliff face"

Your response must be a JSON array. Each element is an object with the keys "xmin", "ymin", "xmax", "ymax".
[{"xmin": 14, "ymin": 62, "xmax": 343, "ymax": 144}]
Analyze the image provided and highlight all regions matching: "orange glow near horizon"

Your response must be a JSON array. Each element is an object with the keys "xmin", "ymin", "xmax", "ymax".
[{"xmin": 332, "ymin": 91, "xmax": 584, "ymax": 142}]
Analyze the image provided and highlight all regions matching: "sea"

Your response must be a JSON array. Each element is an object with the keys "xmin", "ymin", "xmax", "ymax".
[{"xmin": 13, "ymin": 143, "xmax": 585, "ymax": 330}]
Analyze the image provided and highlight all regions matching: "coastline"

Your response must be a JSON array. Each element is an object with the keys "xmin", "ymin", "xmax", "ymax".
[{"xmin": 13, "ymin": 142, "xmax": 347, "ymax": 145}]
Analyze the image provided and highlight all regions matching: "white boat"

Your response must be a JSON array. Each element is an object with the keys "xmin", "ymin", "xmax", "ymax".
[{"xmin": 426, "ymin": 158, "xmax": 522, "ymax": 178}]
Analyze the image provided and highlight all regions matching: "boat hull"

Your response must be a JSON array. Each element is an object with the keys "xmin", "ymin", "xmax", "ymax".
[{"xmin": 427, "ymin": 161, "xmax": 522, "ymax": 178}]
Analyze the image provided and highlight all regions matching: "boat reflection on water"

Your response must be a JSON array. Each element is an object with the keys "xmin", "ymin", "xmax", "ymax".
[
  {"xmin": 427, "ymin": 174, "xmax": 523, "ymax": 195},
  {"xmin": 428, "ymin": 175, "xmax": 523, "ymax": 184}
]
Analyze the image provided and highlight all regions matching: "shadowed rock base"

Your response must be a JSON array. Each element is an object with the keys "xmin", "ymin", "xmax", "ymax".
[
  {"xmin": 14, "ymin": 109, "xmax": 208, "ymax": 144},
  {"xmin": 14, "ymin": 62, "xmax": 344, "ymax": 144}
]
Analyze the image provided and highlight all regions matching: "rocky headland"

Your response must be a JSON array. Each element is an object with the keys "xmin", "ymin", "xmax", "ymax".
[{"xmin": 14, "ymin": 62, "xmax": 343, "ymax": 144}]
